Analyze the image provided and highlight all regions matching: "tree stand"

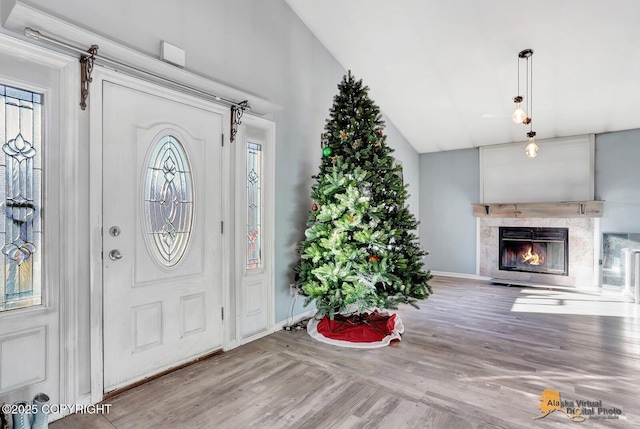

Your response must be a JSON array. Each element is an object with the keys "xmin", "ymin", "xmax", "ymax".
[
  {"xmin": 328, "ymin": 312, "xmax": 394, "ymax": 336},
  {"xmin": 306, "ymin": 310, "xmax": 404, "ymax": 348}
]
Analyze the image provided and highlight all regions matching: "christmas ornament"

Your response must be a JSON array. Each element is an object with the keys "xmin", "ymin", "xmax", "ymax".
[
  {"xmin": 369, "ymin": 255, "xmax": 379, "ymax": 262},
  {"xmin": 312, "ymin": 203, "xmax": 318, "ymax": 211},
  {"xmin": 339, "ymin": 130, "xmax": 348, "ymax": 140},
  {"xmin": 323, "ymin": 146, "xmax": 333, "ymax": 157},
  {"xmin": 378, "ymin": 129, "xmax": 384, "ymax": 136},
  {"xmin": 331, "ymin": 154, "xmax": 340, "ymax": 164}
]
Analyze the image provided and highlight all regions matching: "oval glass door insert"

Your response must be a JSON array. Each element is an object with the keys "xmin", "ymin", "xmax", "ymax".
[{"xmin": 144, "ymin": 135, "xmax": 193, "ymax": 267}]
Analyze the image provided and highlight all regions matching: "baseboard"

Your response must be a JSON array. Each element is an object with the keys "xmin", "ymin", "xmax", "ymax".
[
  {"xmin": 431, "ymin": 271, "xmax": 492, "ymax": 281},
  {"xmin": 274, "ymin": 309, "xmax": 317, "ymax": 331}
]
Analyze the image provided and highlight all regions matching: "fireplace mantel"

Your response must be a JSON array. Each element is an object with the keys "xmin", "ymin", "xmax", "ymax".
[{"xmin": 472, "ymin": 201, "xmax": 604, "ymax": 219}]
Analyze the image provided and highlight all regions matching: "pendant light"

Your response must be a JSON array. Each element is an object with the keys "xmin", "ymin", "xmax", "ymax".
[
  {"xmin": 511, "ymin": 52, "xmax": 525, "ymax": 123},
  {"xmin": 512, "ymin": 96, "xmax": 526, "ymax": 123},
  {"xmin": 511, "ymin": 49, "xmax": 538, "ymax": 157},
  {"xmin": 525, "ymin": 131, "xmax": 539, "ymax": 158}
]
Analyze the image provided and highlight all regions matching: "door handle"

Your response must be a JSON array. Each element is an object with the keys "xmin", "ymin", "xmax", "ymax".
[{"xmin": 109, "ymin": 249, "xmax": 123, "ymax": 261}]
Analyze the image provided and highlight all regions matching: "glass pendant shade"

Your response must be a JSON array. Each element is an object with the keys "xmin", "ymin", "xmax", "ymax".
[
  {"xmin": 525, "ymin": 138, "xmax": 539, "ymax": 158},
  {"xmin": 512, "ymin": 103, "xmax": 526, "ymax": 123}
]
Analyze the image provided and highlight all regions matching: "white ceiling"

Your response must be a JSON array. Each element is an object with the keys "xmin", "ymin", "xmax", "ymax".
[{"xmin": 285, "ymin": 0, "xmax": 640, "ymax": 153}]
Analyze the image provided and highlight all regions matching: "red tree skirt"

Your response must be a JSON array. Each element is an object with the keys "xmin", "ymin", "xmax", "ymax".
[{"xmin": 307, "ymin": 310, "xmax": 404, "ymax": 348}]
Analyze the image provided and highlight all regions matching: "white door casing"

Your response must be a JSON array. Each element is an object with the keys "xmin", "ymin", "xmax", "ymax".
[
  {"xmin": 234, "ymin": 118, "xmax": 275, "ymax": 344},
  {"xmin": 101, "ymin": 79, "xmax": 225, "ymax": 392},
  {"xmin": 0, "ymin": 34, "xmax": 78, "ymax": 410}
]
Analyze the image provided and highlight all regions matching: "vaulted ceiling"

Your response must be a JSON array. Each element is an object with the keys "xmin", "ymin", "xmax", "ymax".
[{"xmin": 285, "ymin": 0, "xmax": 640, "ymax": 153}]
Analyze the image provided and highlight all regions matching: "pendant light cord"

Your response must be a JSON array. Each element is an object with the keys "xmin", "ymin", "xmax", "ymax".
[
  {"xmin": 529, "ymin": 54, "xmax": 533, "ymax": 132},
  {"xmin": 517, "ymin": 56, "xmax": 520, "ymax": 97},
  {"xmin": 526, "ymin": 56, "xmax": 529, "ymax": 120}
]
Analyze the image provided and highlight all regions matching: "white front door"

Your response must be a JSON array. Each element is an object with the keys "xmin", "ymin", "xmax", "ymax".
[{"xmin": 102, "ymin": 80, "xmax": 224, "ymax": 392}]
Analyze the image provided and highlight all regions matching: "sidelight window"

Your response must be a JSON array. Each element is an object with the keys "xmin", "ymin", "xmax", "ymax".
[
  {"xmin": 0, "ymin": 84, "xmax": 43, "ymax": 311},
  {"xmin": 246, "ymin": 142, "xmax": 262, "ymax": 269}
]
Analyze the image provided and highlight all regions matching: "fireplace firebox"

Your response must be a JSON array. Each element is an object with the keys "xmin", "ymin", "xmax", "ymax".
[{"xmin": 499, "ymin": 227, "xmax": 569, "ymax": 276}]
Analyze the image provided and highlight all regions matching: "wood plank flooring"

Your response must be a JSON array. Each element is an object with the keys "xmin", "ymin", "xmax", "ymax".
[{"xmin": 51, "ymin": 277, "xmax": 640, "ymax": 428}]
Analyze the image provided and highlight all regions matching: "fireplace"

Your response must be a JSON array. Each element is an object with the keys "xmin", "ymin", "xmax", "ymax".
[{"xmin": 499, "ymin": 227, "xmax": 569, "ymax": 276}]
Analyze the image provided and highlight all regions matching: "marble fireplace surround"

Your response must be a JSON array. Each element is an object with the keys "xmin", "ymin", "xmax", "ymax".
[{"xmin": 478, "ymin": 216, "xmax": 600, "ymax": 289}]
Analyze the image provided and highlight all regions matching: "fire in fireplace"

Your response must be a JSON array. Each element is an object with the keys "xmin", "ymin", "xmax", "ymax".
[{"xmin": 499, "ymin": 227, "xmax": 569, "ymax": 276}]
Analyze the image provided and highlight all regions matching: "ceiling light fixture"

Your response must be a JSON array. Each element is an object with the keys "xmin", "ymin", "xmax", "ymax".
[
  {"xmin": 511, "ymin": 49, "xmax": 538, "ymax": 157},
  {"xmin": 512, "ymin": 49, "xmax": 533, "ymax": 124},
  {"xmin": 525, "ymin": 131, "xmax": 538, "ymax": 158}
]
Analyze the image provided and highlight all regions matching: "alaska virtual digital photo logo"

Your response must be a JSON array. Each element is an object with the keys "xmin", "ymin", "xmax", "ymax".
[{"xmin": 534, "ymin": 389, "xmax": 623, "ymax": 422}]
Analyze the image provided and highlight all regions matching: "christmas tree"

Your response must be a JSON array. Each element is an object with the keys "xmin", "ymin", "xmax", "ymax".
[{"xmin": 297, "ymin": 72, "xmax": 432, "ymax": 319}]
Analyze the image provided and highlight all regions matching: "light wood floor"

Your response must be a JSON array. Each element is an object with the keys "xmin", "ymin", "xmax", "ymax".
[{"xmin": 52, "ymin": 277, "xmax": 640, "ymax": 428}]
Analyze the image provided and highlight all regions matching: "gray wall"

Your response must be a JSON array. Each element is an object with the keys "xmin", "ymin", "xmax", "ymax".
[
  {"xmin": 595, "ymin": 129, "xmax": 640, "ymax": 234},
  {"xmin": 6, "ymin": 1, "xmax": 419, "ymax": 321},
  {"xmin": 419, "ymin": 148, "xmax": 479, "ymax": 275},
  {"xmin": 385, "ymin": 119, "xmax": 420, "ymax": 216}
]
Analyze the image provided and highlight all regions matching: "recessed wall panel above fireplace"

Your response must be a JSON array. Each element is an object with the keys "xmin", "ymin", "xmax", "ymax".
[{"xmin": 479, "ymin": 134, "xmax": 594, "ymax": 204}]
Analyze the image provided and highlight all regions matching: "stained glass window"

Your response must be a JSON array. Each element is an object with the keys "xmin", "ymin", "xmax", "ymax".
[
  {"xmin": 144, "ymin": 135, "xmax": 193, "ymax": 267},
  {"xmin": 247, "ymin": 142, "xmax": 262, "ymax": 269},
  {"xmin": 0, "ymin": 84, "xmax": 43, "ymax": 312}
]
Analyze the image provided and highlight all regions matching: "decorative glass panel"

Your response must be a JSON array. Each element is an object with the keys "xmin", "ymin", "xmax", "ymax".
[
  {"xmin": 144, "ymin": 135, "xmax": 193, "ymax": 267},
  {"xmin": 0, "ymin": 84, "xmax": 43, "ymax": 312},
  {"xmin": 247, "ymin": 142, "xmax": 262, "ymax": 269}
]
